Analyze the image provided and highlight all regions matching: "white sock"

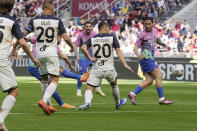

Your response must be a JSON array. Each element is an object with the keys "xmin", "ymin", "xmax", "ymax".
[
  {"xmin": 42, "ymin": 82, "xmax": 57, "ymax": 103},
  {"xmin": 41, "ymin": 82, "xmax": 48, "ymax": 94},
  {"xmin": 112, "ymin": 85, "xmax": 120, "ymax": 105},
  {"xmin": 41, "ymin": 82, "xmax": 51, "ymax": 105},
  {"xmin": 95, "ymin": 86, "xmax": 101, "ymax": 91},
  {"xmin": 85, "ymin": 89, "xmax": 93, "ymax": 104},
  {"xmin": 0, "ymin": 95, "xmax": 16, "ymax": 124}
]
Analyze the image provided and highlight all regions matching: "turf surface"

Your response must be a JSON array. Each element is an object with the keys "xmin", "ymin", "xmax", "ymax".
[{"xmin": 0, "ymin": 77, "xmax": 197, "ymax": 131}]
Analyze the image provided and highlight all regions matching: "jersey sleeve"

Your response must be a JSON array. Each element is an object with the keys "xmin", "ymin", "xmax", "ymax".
[
  {"xmin": 57, "ymin": 45, "xmax": 62, "ymax": 55},
  {"xmin": 58, "ymin": 19, "xmax": 66, "ymax": 35},
  {"xmin": 84, "ymin": 38, "xmax": 91, "ymax": 48},
  {"xmin": 113, "ymin": 34, "xmax": 120, "ymax": 48},
  {"xmin": 25, "ymin": 19, "xmax": 34, "ymax": 33},
  {"xmin": 135, "ymin": 32, "xmax": 143, "ymax": 47},
  {"xmin": 11, "ymin": 21, "xmax": 24, "ymax": 40},
  {"xmin": 75, "ymin": 33, "xmax": 82, "ymax": 46}
]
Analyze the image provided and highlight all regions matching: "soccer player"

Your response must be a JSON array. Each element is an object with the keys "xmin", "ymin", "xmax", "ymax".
[
  {"xmin": 0, "ymin": 0, "xmax": 40, "ymax": 130},
  {"xmin": 24, "ymin": 0, "xmax": 77, "ymax": 115},
  {"xmin": 76, "ymin": 22, "xmax": 134, "ymax": 110},
  {"xmin": 25, "ymin": 36, "xmax": 89, "ymax": 109},
  {"xmin": 128, "ymin": 17, "xmax": 174, "ymax": 105},
  {"xmin": 75, "ymin": 21, "xmax": 105, "ymax": 96}
]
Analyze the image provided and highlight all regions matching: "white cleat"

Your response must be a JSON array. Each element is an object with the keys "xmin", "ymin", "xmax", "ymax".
[
  {"xmin": 95, "ymin": 88, "xmax": 106, "ymax": 97},
  {"xmin": 77, "ymin": 89, "xmax": 82, "ymax": 96},
  {"xmin": 0, "ymin": 123, "xmax": 8, "ymax": 131},
  {"xmin": 76, "ymin": 103, "xmax": 91, "ymax": 110}
]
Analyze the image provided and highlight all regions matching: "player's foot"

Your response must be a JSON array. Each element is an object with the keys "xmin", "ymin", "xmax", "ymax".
[
  {"xmin": 159, "ymin": 99, "xmax": 174, "ymax": 105},
  {"xmin": 48, "ymin": 105, "xmax": 57, "ymax": 113},
  {"xmin": 128, "ymin": 92, "xmax": 137, "ymax": 105},
  {"xmin": 116, "ymin": 98, "xmax": 127, "ymax": 109},
  {"xmin": 80, "ymin": 71, "xmax": 90, "ymax": 82},
  {"xmin": 0, "ymin": 123, "xmax": 8, "ymax": 131},
  {"xmin": 76, "ymin": 103, "xmax": 91, "ymax": 110},
  {"xmin": 95, "ymin": 88, "xmax": 106, "ymax": 96},
  {"xmin": 61, "ymin": 103, "xmax": 76, "ymax": 109},
  {"xmin": 77, "ymin": 89, "xmax": 82, "ymax": 96},
  {"xmin": 38, "ymin": 100, "xmax": 52, "ymax": 115}
]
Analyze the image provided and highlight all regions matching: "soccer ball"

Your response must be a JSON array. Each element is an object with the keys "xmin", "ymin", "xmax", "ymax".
[{"xmin": 172, "ymin": 65, "xmax": 184, "ymax": 77}]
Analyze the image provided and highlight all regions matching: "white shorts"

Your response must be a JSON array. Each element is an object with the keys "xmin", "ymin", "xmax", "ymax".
[
  {"xmin": 0, "ymin": 64, "xmax": 17, "ymax": 92},
  {"xmin": 38, "ymin": 56, "xmax": 59, "ymax": 76},
  {"xmin": 87, "ymin": 69, "xmax": 117, "ymax": 87}
]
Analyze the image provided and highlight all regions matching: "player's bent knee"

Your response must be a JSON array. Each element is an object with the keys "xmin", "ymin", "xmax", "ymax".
[
  {"xmin": 8, "ymin": 87, "xmax": 18, "ymax": 98},
  {"xmin": 110, "ymin": 79, "xmax": 117, "ymax": 87}
]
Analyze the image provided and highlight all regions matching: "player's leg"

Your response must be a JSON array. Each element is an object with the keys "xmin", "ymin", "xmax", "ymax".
[
  {"xmin": 59, "ymin": 66, "xmax": 89, "ymax": 82},
  {"xmin": 128, "ymin": 73, "xmax": 153, "ymax": 105},
  {"xmin": 151, "ymin": 68, "xmax": 174, "ymax": 105},
  {"xmin": 106, "ymin": 70, "xmax": 126, "ymax": 109},
  {"xmin": 95, "ymin": 81, "xmax": 106, "ymax": 96},
  {"xmin": 0, "ymin": 66, "xmax": 18, "ymax": 130}
]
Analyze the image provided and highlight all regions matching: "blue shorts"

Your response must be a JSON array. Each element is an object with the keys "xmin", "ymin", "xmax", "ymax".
[
  {"xmin": 139, "ymin": 59, "xmax": 158, "ymax": 74},
  {"xmin": 28, "ymin": 66, "xmax": 41, "ymax": 81},
  {"xmin": 79, "ymin": 58, "xmax": 92, "ymax": 75}
]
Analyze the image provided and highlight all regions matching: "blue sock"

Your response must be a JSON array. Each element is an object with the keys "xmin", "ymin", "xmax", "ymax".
[
  {"xmin": 77, "ymin": 80, "xmax": 82, "ymax": 89},
  {"xmin": 61, "ymin": 70, "xmax": 81, "ymax": 80},
  {"xmin": 133, "ymin": 86, "xmax": 143, "ymax": 95},
  {"xmin": 156, "ymin": 87, "xmax": 164, "ymax": 98},
  {"xmin": 52, "ymin": 90, "xmax": 64, "ymax": 106}
]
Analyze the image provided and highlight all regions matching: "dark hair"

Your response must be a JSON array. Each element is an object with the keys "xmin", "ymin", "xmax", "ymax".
[
  {"xmin": 143, "ymin": 17, "xmax": 154, "ymax": 23},
  {"xmin": 42, "ymin": 0, "xmax": 53, "ymax": 10},
  {"xmin": 0, "ymin": 0, "xmax": 15, "ymax": 14},
  {"xmin": 98, "ymin": 22, "xmax": 109, "ymax": 31},
  {"xmin": 84, "ymin": 21, "xmax": 93, "ymax": 26}
]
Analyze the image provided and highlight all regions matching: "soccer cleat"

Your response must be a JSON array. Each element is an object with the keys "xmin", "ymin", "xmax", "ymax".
[
  {"xmin": 38, "ymin": 100, "xmax": 52, "ymax": 115},
  {"xmin": 159, "ymin": 99, "xmax": 174, "ymax": 105},
  {"xmin": 80, "ymin": 71, "xmax": 90, "ymax": 82},
  {"xmin": 116, "ymin": 98, "xmax": 127, "ymax": 109},
  {"xmin": 95, "ymin": 88, "xmax": 106, "ymax": 96},
  {"xmin": 61, "ymin": 104, "xmax": 76, "ymax": 109},
  {"xmin": 76, "ymin": 103, "xmax": 91, "ymax": 110},
  {"xmin": 48, "ymin": 105, "xmax": 57, "ymax": 113},
  {"xmin": 77, "ymin": 89, "xmax": 82, "ymax": 96},
  {"xmin": 0, "ymin": 123, "xmax": 8, "ymax": 131},
  {"xmin": 128, "ymin": 92, "xmax": 137, "ymax": 105}
]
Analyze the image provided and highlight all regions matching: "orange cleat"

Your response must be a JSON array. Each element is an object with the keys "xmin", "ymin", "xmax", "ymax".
[
  {"xmin": 80, "ymin": 71, "xmax": 90, "ymax": 82},
  {"xmin": 38, "ymin": 100, "xmax": 52, "ymax": 115},
  {"xmin": 61, "ymin": 103, "xmax": 76, "ymax": 109},
  {"xmin": 48, "ymin": 105, "xmax": 57, "ymax": 113}
]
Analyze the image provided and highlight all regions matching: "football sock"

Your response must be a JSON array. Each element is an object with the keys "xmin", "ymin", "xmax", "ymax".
[
  {"xmin": 85, "ymin": 89, "xmax": 93, "ymax": 104},
  {"xmin": 52, "ymin": 90, "xmax": 64, "ymax": 106},
  {"xmin": 41, "ymin": 82, "xmax": 48, "ymax": 93},
  {"xmin": 133, "ymin": 85, "xmax": 143, "ymax": 95},
  {"xmin": 156, "ymin": 87, "xmax": 164, "ymax": 98},
  {"xmin": 0, "ymin": 95, "xmax": 16, "ymax": 124},
  {"xmin": 43, "ymin": 82, "xmax": 57, "ymax": 103},
  {"xmin": 112, "ymin": 85, "xmax": 120, "ymax": 105},
  {"xmin": 77, "ymin": 80, "xmax": 82, "ymax": 89},
  {"xmin": 61, "ymin": 70, "xmax": 81, "ymax": 80}
]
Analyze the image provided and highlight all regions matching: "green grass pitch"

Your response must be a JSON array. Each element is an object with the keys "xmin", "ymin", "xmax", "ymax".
[{"xmin": 0, "ymin": 77, "xmax": 197, "ymax": 131}]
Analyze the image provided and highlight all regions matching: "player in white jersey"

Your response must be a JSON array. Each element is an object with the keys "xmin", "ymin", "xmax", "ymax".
[
  {"xmin": 76, "ymin": 22, "xmax": 134, "ymax": 110},
  {"xmin": 0, "ymin": 0, "xmax": 40, "ymax": 130},
  {"xmin": 24, "ymin": 0, "xmax": 77, "ymax": 115}
]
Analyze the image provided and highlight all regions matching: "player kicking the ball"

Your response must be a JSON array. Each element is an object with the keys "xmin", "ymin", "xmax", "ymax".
[
  {"xmin": 128, "ymin": 17, "xmax": 174, "ymax": 105},
  {"xmin": 76, "ymin": 22, "xmax": 134, "ymax": 110}
]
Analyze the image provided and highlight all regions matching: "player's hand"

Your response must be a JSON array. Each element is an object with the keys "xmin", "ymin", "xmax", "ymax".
[
  {"xmin": 32, "ymin": 59, "xmax": 40, "ymax": 68},
  {"xmin": 9, "ymin": 49, "xmax": 18, "ymax": 58},
  {"xmin": 137, "ymin": 55, "xmax": 144, "ymax": 60},
  {"xmin": 124, "ymin": 64, "xmax": 134, "ymax": 72},
  {"xmin": 166, "ymin": 45, "xmax": 171, "ymax": 50},
  {"xmin": 70, "ymin": 48, "xmax": 74, "ymax": 52},
  {"xmin": 90, "ymin": 57, "xmax": 97, "ymax": 63}
]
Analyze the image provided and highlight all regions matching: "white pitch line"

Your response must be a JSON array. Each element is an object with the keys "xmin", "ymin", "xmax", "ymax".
[{"xmin": 9, "ymin": 110, "xmax": 197, "ymax": 115}]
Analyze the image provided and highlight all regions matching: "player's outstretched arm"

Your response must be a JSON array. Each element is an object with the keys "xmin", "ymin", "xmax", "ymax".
[
  {"xmin": 134, "ymin": 45, "xmax": 144, "ymax": 60},
  {"xmin": 81, "ymin": 44, "xmax": 97, "ymax": 62},
  {"xmin": 18, "ymin": 38, "xmax": 40, "ymax": 67},
  {"xmin": 115, "ymin": 48, "xmax": 134, "ymax": 72},
  {"xmin": 59, "ymin": 52, "xmax": 75, "ymax": 70},
  {"xmin": 156, "ymin": 38, "xmax": 171, "ymax": 50},
  {"xmin": 62, "ymin": 33, "xmax": 79, "ymax": 62}
]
